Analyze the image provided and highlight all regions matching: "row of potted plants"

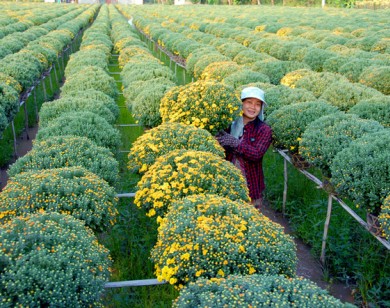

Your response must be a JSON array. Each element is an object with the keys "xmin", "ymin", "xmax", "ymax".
[
  {"xmin": 0, "ymin": 4, "xmax": 98, "ymax": 138},
  {"xmin": 0, "ymin": 5, "xmax": 118, "ymax": 306}
]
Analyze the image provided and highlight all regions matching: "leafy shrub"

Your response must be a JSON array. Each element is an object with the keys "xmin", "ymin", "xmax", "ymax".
[
  {"xmin": 123, "ymin": 77, "xmax": 175, "ymax": 102},
  {"xmin": 348, "ymin": 96, "xmax": 390, "ymax": 128},
  {"xmin": 331, "ymin": 130, "xmax": 390, "ymax": 214},
  {"xmin": 0, "ymin": 167, "xmax": 118, "ymax": 232},
  {"xmin": 36, "ymin": 111, "xmax": 121, "ymax": 152},
  {"xmin": 303, "ymin": 47, "xmax": 337, "ymax": 72},
  {"xmin": 319, "ymin": 81, "xmax": 384, "ymax": 111},
  {"xmin": 251, "ymin": 60, "xmax": 310, "ymax": 85},
  {"xmin": 379, "ymin": 195, "xmax": 390, "ymax": 240},
  {"xmin": 0, "ymin": 53, "xmax": 41, "ymax": 91},
  {"xmin": 7, "ymin": 136, "xmax": 119, "ymax": 185},
  {"xmin": 131, "ymin": 83, "xmax": 174, "ymax": 128},
  {"xmin": 174, "ymin": 275, "xmax": 353, "ymax": 307},
  {"xmin": 128, "ymin": 122, "xmax": 224, "ymax": 174},
  {"xmin": 0, "ymin": 105, "xmax": 7, "ymax": 137},
  {"xmin": 0, "ymin": 81, "xmax": 19, "ymax": 123},
  {"xmin": 64, "ymin": 49, "xmax": 109, "ymax": 77},
  {"xmin": 264, "ymin": 85, "xmax": 317, "ymax": 116},
  {"xmin": 135, "ymin": 150, "xmax": 250, "ymax": 218},
  {"xmin": 160, "ymin": 80, "xmax": 241, "ymax": 135},
  {"xmin": 0, "ymin": 212, "xmax": 111, "ymax": 307},
  {"xmin": 0, "ymin": 72, "xmax": 22, "ymax": 93},
  {"xmin": 300, "ymin": 113, "xmax": 384, "ymax": 176},
  {"xmin": 338, "ymin": 58, "xmax": 373, "ymax": 83},
  {"xmin": 121, "ymin": 61, "xmax": 175, "ymax": 87},
  {"xmin": 232, "ymin": 49, "xmax": 272, "ymax": 65},
  {"xmin": 118, "ymin": 46, "xmax": 152, "ymax": 68},
  {"xmin": 61, "ymin": 66, "xmax": 118, "ymax": 100},
  {"xmin": 185, "ymin": 47, "xmax": 218, "ymax": 75},
  {"xmin": 60, "ymin": 89, "xmax": 119, "ymax": 119},
  {"xmin": 279, "ymin": 68, "xmax": 313, "ymax": 89},
  {"xmin": 151, "ymin": 194, "xmax": 297, "ymax": 288},
  {"xmin": 223, "ymin": 70, "xmax": 271, "ymax": 89},
  {"xmin": 294, "ymin": 71, "xmax": 349, "ymax": 98},
  {"xmin": 323, "ymin": 55, "xmax": 350, "ymax": 74},
  {"xmin": 39, "ymin": 97, "xmax": 116, "ymax": 127},
  {"xmin": 359, "ymin": 66, "xmax": 390, "ymax": 95},
  {"xmin": 267, "ymin": 101, "xmax": 339, "ymax": 153},
  {"xmin": 200, "ymin": 61, "xmax": 242, "ymax": 82},
  {"xmin": 193, "ymin": 53, "xmax": 231, "ymax": 79}
]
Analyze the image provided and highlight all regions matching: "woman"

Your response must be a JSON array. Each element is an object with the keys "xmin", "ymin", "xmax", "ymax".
[{"xmin": 216, "ymin": 86, "xmax": 272, "ymax": 209}]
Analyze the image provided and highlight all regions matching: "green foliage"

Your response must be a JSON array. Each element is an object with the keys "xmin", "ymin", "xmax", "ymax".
[
  {"xmin": 264, "ymin": 85, "xmax": 317, "ymax": 116},
  {"xmin": 319, "ymin": 81, "xmax": 384, "ymax": 111},
  {"xmin": 232, "ymin": 49, "xmax": 272, "ymax": 65},
  {"xmin": 7, "ymin": 136, "xmax": 119, "ymax": 185},
  {"xmin": 36, "ymin": 111, "xmax": 121, "ymax": 153},
  {"xmin": 151, "ymin": 195, "xmax": 297, "ymax": 288},
  {"xmin": 267, "ymin": 101, "xmax": 339, "ymax": 153},
  {"xmin": 65, "ymin": 49, "xmax": 109, "ymax": 77},
  {"xmin": 300, "ymin": 113, "xmax": 384, "ymax": 176},
  {"xmin": 60, "ymin": 89, "xmax": 119, "ymax": 119},
  {"xmin": 39, "ymin": 97, "xmax": 116, "ymax": 127},
  {"xmin": 348, "ymin": 96, "xmax": 390, "ymax": 128},
  {"xmin": 118, "ymin": 46, "xmax": 153, "ymax": 68},
  {"xmin": 223, "ymin": 70, "xmax": 271, "ymax": 89},
  {"xmin": 294, "ymin": 71, "xmax": 349, "ymax": 98},
  {"xmin": 359, "ymin": 66, "xmax": 390, "ymax": 95},
  {"xmin": 61, "ymin": 66, "xmax": 118, "ymax": 100},
  {"xmin": 174, "ymin": 274, "xmax": 354, "ymax": 307},
  {"xmin": 338, "ymin": 58, "xmax": 373, "ymax": 83},
  {"xmin": 331, "ymin": 130, "xmax": 390, "ymax": 214},
  {"xmin": 0, "ymin": 105, "xmax": 7, "ymax": 138},
  {"xmin": 0, "ymin": 82, "xmax": 19, "ymax": 123},
  {"xmin": 193, "ymin": 53, "xmax": 230, "ymax": 79},
  {"xmin": 0, "ymin": 212, "xmax": 111, "ymax": 307},
  {"xmin": 131, "ymin": 83, "xmax": 173, "ymax": 128},
  {"xmin": 0, "ymin": 167, "xmax": 118, "ymax": 232},
  {"xmin": 135, "ymin": 150, "xmax": 250, "ymax": 218},
  {"xmin": 379, "ymin": 195, "xmax": 390, "ymax": 240},
  {"xmin": 251, "ymin": 59, "xmax": 310, "ymax": 85},
  {"xmin": 128, "ymin": 122, "xmax": 224, "ymax": 174}
]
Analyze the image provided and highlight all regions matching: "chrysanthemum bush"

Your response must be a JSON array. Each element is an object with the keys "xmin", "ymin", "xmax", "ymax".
[
  {"xmin": 263, "ymin": 85, "xmax": 316, "ymax": 117},
  {"xmin": 128, "ymin": 122, "xmax": 224, "ymax": 174},
  {"xmin": 60, "ymin": 89, "xmax": 119, "ymax": 119},
  {"xmin": 222, "ymin": 70, "xmax": 271, "ymax": 89},
  {"xmin": 267, "ymin": 101, "xmax": 339, "ymax": 153},
  {"xmin": 39, "ymin": 97, "xmax": 116, "ymax": 127},
  {"xmin": 0, "ymin": 212, "xmax": 111, "ymax": 307},
  {"xmin": 60, "ymin": 66, "xmax": 118, "ymax": 100},
  {"xmin": 330, "ymin": 130, "xmax": 390, "ymax": 215},
  {"xmin": 151, "ymin": 195, "xmax": 297, "ymax": 288},
  {"xmin": 64, "ymin": 49, "xmax": 109, "ymax": 77},
  {"xmin": 160, "ymin": 80, "xmax": 241, "ymax": 135},
  {"xmin": 359, "ymin": 65, "xmax": 390, "ymax": 95},
  {"xmin": 379, "ymin": 195, "xmax": 390, "ymax": 240},
  {"xmin": 199, "ymin": 61, "xmax": 243, "ymax": 82},
  {"xmin": 0, "ymin": 167, "xmax": 118, "ymax": 232},
  {"xmin": 135, "ymin": 150, "xmax": 250, "ymax": 218},
  {"xmin": 319, "ymin": 81, "xmax": 384, "ymax": 112},
  {"xmin": 173, "ymin": 274, "xmax": 355, "ymax": 308},
  {"xmin": 348, "ymin": 96, "xmax": 390, "ymax": 128},
  {"xmin": 0, "ymin": 82, "xmax": 19, "ymax": 123},
  {"xmin": 8, "ymin": 136, "xmax": 119, "ymax": 185},
  {"xmin": 36, "ymin": 111, "xmax": 121, "ymax": 153},
  {"xmin": 300, "ymin": 113, "xmax": 384, "ymax": 176}
]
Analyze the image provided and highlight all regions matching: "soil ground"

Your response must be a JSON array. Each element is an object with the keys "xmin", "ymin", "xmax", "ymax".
[{"xmin": 0, "ymin": 124, "xmax": 355, "ymax": 304}]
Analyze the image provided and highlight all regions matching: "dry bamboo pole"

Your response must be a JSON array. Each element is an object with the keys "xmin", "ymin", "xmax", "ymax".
[
  {"xmin": 105, "ymin": 279, "xmax": 166, "ymax": 288},
  {"xmin": 282, "ymin": 150, "xmax": 288, "ymax": 217},
  {"xmin": 321, "ymin": 194, "xmax": 333, "ymax": 265}
]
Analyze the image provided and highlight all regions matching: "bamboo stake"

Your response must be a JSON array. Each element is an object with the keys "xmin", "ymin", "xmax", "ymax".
[
  {"xmin": 321, "ymin": 194, "xmax": 333, "ymax": 265},
  {"xmin": 11, "ymin": 121, "xmax": 17, "ymax": 159},
  {"xmin": 105, "ymin": 279, "xmax": 166, "ymax": 288},
  {"xmin": 283, "ymin": 156, "xmax": 288, "ymax": 217},
  {"xmin": 23, "ymin": 99, "xmax": 29, "ymax": 140},
  {"xmin": 33, "ymin": 87, "xmax": 39, "ymax": 123}
]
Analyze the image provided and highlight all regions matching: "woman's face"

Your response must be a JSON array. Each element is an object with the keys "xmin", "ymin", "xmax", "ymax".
[{"xmin": 242, "ymin": 97, "xmax": 263, "ymax": 123}]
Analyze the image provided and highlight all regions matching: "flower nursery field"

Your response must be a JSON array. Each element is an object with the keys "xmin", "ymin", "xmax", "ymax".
[{"xmin": 0, "ymin": 2, "xmax": 389, "ymax": 308}]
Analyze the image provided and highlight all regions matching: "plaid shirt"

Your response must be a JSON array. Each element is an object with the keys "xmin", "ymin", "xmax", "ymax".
[{"xmin": 226, "ymin": 118, "xmax": 272, "ymax": 201}]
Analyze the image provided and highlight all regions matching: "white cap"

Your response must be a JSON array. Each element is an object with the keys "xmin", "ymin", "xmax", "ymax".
[{"xmin": 240, "ymin": 87, "xmax": 267, "ymax": 105}]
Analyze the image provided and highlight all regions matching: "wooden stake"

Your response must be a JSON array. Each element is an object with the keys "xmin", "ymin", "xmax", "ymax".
[
  {"xmin": 321, "ymin": 194, "xmax": 333, "ymax": 265},
  {"xmin": 283, "ymin": 156, "xmax": 288, "ymax": 217}
]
